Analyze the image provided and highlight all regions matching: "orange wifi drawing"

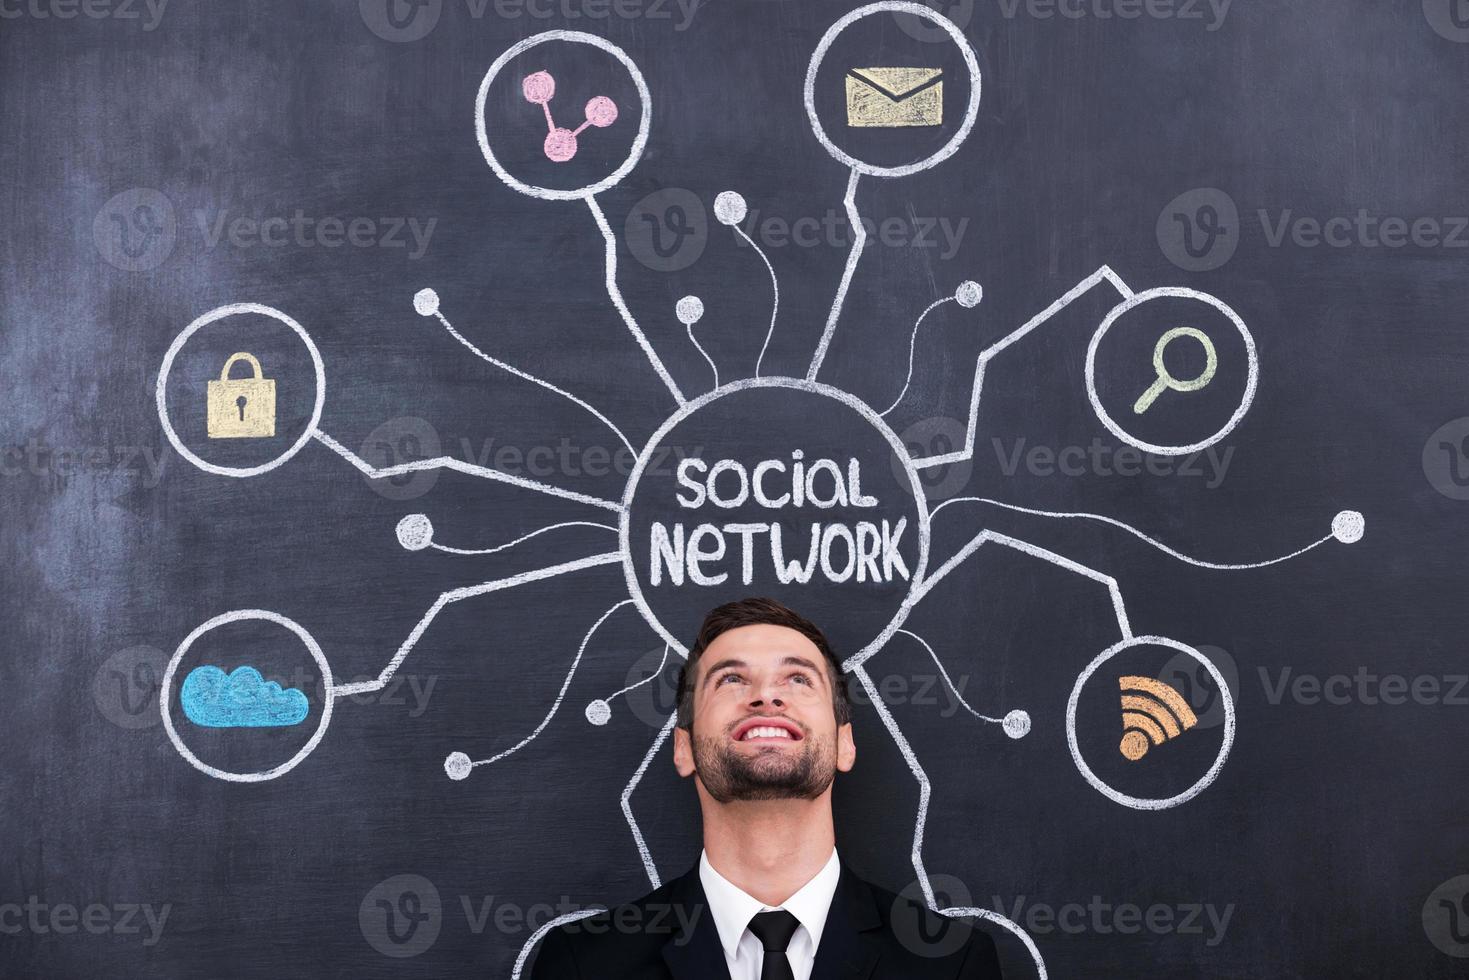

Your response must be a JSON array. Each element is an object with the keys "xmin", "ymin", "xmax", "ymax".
[{"xmin": 1118, "ymin": 676, "xmax": 1198, "ymax": 761}]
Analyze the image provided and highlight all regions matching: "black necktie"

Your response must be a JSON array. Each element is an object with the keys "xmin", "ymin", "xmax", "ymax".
[{"xmin": 748, "ymin": 909, "xmax": 801, "ymax": 980}]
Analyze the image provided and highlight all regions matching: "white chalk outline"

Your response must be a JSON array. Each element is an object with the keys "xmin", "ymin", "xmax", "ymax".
[
  {"xmin": 331, "ymin": 551, "xmax": 625, "ymax": 699},
  {"xmin": 159, "ymin": 609, "xmax": 335, "ymax": 783},
  {"xmin": 156, "ymin": 303, "xmax": 327, "ymax": 478},
  {"xmin": 1066, "ymin": 635, "xmax": 1236, "ymax": 810},
  {"xmin": 803, "ymin": 1, "xmax": 984, "ymax": 179},
  {"xmin": 624, "ymin": 712, "xmax": 678, "ymax": 889},
  {"xmin": 424, "ymin": 297, "xmax": 635, "ymax": 455},
  {"xmin": 458, "ymin": 598, "xmax": 634, "ymax": 772},
  {"xmin": 734, "ymin": 224, "xmax": 780, "ymax": 379},
  {"xmin": 802, "ymin": 1, "xmax": 983, "ymax": 382},
  {"xmin": 1085, "ymin": 287, "xmax": 1259, "ymax": 456},
  {"xmin": 880, "ymin": 297, "xmax": 955, "ymax": 417},
  {"xmin": 512, "ymin": 908, "xmax": 607, "ymax": 980},
  {"xmin": 310, "ymin": 430, "xmax": 624, "ymax": 514},
  {"xmin": 428, "ymin": 520, "xmax": 618, "ymax": 556},
  {"xmin": 601, "ymin": 644, "xmax": 671, "ymax": 706},
  {"xmin": 911, "ymin": 265, "xmax": 1133, "ymax": 469},
  {"xmin": 617, "ymin": 376, "xmax": 932, "ymax": 668},
  {"xmin": 850, "ymin": 663, "xmax": 1048, "ymax": 979},
  {"xmin": 475, "ymin": 31, "xmax": 651, "ymax": 202},
  {"xmin": 893, "ymin": 628, "xmax": 1010, "ymax": 726},
  {"xmin": 931, "ymin": 497, "xmax": 1342, "ymax": 570}
]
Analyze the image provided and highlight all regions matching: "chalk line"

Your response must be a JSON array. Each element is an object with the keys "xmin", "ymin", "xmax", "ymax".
[
  {"xmin": 806, "ymin": 168, "xmax": 864, "ymax": 382},
  {"xmin": 512, "ymin": 908, "xmax": 607, "ymax": 980},
  {"xmin": 910, "ymin": 265, "xmax": 1133, "ymax": 469},
  {"xmin": 460, "ymin": 598, "xmax": 634, "ymax": 772},
  {"xmin": 736, "ymin": 225, "xmax": 781, "ymax": 379},
  {"xmin": 850, "ymin": 662, "xmax": 1047, "ymax": 979},
  {"xmin": 931, "ymin": 497, "xmax": 1355, "ymax": 570},
  {"xmin": 428, "ymin": 521, "xmax": 618, "ymax": 556},
  {"xmin": 330, "ymin": 551, "xmax": 624, "ymax": 697},
  {"xmin": 880, "ymin": 297, "xmax": 954, "ymax": 417},
  {"xmin": 311, "ymin": 430, "xmax": 622, "ymax": 514},
  {"xmin": 623, "ymin": 711, "xmax": 678, "ymax": 889},
  {"xmin": 585, "ymin": 194, "xmax": 688, "ymax": 406},
  {"xmin": 415, "ymin": 289, "xmax": 634, "ymax": 455},
  {"xmin": 894, "ymin": 629, "xmax": 1001, "ymax": 725}
]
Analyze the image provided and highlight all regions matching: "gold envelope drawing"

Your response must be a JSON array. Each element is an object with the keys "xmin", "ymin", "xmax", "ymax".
[{"xmin": 845, "ymin": 67, "xmax": 943, "ymax": 127}]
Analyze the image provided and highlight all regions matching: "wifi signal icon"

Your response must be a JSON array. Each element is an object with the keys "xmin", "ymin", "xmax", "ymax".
[{"xmin": 1118, "ymin": 676, "xmax": 1198, "ymax": 761}]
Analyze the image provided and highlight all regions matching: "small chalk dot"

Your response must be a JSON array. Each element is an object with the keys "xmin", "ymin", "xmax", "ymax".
[
  {"xmin": 522, "ymin": 70, "xmax": 555, "ymax": 105},
  {"xmin": 396, "ymin": 513, "xmax": 434, "ymax": 551},
  {"xmin": 675, "ymin": 295, "xmax": 704, "ymax": 326},
  {"xmin": 955, "ymin": 281, "xmax": 983, "ymax": 309},
  {"xmin": 444, "ymin": 751, "xmax": 472, "ymax": 781},
  {"xmin": 713, "ymin": 191, "xmax": 747, "ymax": 226},
  {"xmin": 1332, "ymin": 510, "xmax": 1364, "ymax": 544},
  {"xmin": 585, "ymin": 700, "xmax": 612, "ymax": 726},
  {"xmin": 584, "ymin": 95, "xmax": 618, "ymax": 128},
  {"xmin": 413, "ymin": 288, "xmax": 439, "ymax": 317},
  {"xmin": 1002, "ymin": 709, "xmax": 1031, "ymax": 740}
]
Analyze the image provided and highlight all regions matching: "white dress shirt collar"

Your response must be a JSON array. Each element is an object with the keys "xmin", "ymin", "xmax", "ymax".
[{"xmin": 698, "ymin": 848, "xmax": 842, "ymax": 968}]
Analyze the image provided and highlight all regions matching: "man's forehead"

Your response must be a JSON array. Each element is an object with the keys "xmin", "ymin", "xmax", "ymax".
[{"xmin": 699, "ymin": 623, "xmax": 821, "ymax": 667}]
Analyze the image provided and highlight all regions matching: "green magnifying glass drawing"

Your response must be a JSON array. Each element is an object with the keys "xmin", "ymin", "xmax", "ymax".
[{"xmin": 1133, "ymin": 326, "xmax": 1218, "ymax": 415}]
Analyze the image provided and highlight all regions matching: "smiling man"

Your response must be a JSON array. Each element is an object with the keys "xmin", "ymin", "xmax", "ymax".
[{"xmin": 532, "ymin": 597, "xmax": 1003, "ymax": 979}]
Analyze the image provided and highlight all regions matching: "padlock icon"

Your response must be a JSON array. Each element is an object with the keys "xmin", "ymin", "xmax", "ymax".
[{"xmin": 206, "ymin": 352, "xmax": 276, "ymax": 439}]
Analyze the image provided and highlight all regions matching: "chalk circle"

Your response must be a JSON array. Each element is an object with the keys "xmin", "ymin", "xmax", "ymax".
[
  {"xmin": 160, "ymin": 609, "xmax": 335, "ymax": 783},
  {"xmin": 156, "ymin": 303, "xmax": 326, "ymax": 478},
  {"xmin": 476, "ymin": 30, "xmax": 652, "ymax": 201},
  {"xmin": 804, "ymin": 1, "xmax": 983, "ymax": 179},
  {"xmin": 1085, "ymin": 287, "xmax": 1258, "ymax": 456},
  {"xmin": 444, "ymin": 751, "xmax": 472, "ymax": 781},
  {"xmin": 617, "ymin": 376, "xmax": 931, "ymax": 670},
  {"xmin": 1066, "ymin": 635, "xmax": 1235, "ymax": 811}
]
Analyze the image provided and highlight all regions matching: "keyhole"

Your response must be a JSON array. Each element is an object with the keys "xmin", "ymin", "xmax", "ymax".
[{"xmin": 236, "ymin": 395, "xmax": 248, "ymax": 421}]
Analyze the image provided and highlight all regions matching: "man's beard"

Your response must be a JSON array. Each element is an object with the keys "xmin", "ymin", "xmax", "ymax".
[{"xmin": 692, "ymin": 726, "xmax": 837, "ymax": 804}]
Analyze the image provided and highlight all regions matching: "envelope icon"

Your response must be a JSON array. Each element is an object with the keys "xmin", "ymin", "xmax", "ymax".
[{"xmin": 845, "ymin": 67, "xmax": 943, "ymax": 127}]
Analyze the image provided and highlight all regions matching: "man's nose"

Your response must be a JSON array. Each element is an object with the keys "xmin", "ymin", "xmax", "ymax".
[{"xmin": 749, "ymin": 676, "xmax": 785, "ymax": 709}]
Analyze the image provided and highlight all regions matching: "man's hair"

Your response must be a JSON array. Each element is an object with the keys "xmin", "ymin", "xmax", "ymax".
[{"xmin": 676, "ymin": 597, "xmax": 851, "ymax": 731}]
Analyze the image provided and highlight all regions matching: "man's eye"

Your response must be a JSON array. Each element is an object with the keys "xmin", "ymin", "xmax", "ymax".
[
  {"xmin": 717, "ymin": 674, "xmax": 742, "ymax": 685},
  {"xmin": 791, "ymin": 674, "xmax": 813, "ymax": 686}
]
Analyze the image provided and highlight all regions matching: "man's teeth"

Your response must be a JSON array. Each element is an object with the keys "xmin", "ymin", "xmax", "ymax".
[{"xmin": 741, "ymin": 726, "xmax": 792, "ymax": 741}]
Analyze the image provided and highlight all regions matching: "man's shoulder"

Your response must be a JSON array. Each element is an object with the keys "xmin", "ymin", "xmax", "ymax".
[
  {"xmin": 533, "ymin": 877, "xmax": 702, "ymax": 973},
  {"xmin": 855, "ymin": 875, "xmax": 1003, "ymax": 976}
]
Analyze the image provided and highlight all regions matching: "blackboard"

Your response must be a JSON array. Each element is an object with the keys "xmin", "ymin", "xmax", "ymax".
[{"xmin": 5, "ymin": 0, "xmax": 1469, "ymax": 976}]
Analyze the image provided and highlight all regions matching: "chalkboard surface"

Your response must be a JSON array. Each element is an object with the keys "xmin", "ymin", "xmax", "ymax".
[{"xmin": 5, "ymin": 1, "xmax": 1469, "ymax": 977}]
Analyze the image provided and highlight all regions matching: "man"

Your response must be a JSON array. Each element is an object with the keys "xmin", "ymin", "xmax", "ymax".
[{"xmin": 532, "ymin": 597, "xmax": 1003, "ymax": 979}]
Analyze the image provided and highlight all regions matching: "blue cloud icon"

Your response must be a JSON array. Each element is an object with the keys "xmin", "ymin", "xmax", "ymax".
[{"xmin": 180, "ymin": 665, "xmax": 310, "ymax": 728}]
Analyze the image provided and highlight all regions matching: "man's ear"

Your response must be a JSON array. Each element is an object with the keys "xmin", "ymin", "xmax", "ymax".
[
  {"xmin": 673, "ymin": 724, "xmax": 696, "ymax": 778},
  {"xmin": 836, "ymin": 721, "xmax": 856, "ymax": 773}
]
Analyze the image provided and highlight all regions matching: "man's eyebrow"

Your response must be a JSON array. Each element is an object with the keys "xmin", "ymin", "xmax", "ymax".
[
  {"xmin": 701, "ymin": 658, "xmax": 747, "ymax": 681},
  {"xmin": 782, "ymin": 655, "xmax": 827, "ymax": 684}
]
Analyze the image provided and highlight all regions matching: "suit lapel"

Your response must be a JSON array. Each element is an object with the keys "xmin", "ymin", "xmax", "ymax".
[
  {"xmin": 810, "ymin": 865, "xmax": 884, "ymax": 980},
  {"xmin": 659, "ymin": 867, "xmax": 733, "ymax": 980}
]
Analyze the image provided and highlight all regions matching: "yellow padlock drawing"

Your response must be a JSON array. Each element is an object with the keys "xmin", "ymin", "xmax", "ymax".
[{"xmin": 206, "ymin": 352, "xmax": 277, "ymax": 439}]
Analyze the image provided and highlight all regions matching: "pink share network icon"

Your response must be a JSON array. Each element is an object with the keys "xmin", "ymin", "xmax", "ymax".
[{"xmin": 522, "ymin": 70, "xmax": 618, "ymax": 163}]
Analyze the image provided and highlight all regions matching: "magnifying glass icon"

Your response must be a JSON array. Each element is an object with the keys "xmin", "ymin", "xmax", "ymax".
[{"xmin": 1133, "ymin": 326, "xmax": 1217, "ymax": 415}]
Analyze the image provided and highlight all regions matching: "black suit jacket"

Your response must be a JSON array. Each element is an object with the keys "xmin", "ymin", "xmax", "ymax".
[{"xmin": 530, "ymin": 863, "xmax": 1003, "ymax": 979}]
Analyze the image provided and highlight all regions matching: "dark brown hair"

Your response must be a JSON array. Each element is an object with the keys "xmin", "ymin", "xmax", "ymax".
[{"xmin": 676, "ymin": 597, "xmax": 851, "ymax": 730}]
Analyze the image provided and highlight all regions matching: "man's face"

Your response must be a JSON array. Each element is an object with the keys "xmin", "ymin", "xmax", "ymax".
[{"xmin": 673, "ymin": 624, "xmax": 856, "ymax": 803}]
